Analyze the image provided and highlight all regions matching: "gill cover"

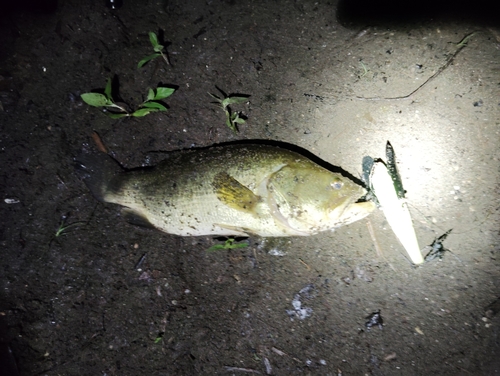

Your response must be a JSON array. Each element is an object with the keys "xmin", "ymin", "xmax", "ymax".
[{"xmin": 266, "ymin": 165, "xmax": 356, "ymax": 233}]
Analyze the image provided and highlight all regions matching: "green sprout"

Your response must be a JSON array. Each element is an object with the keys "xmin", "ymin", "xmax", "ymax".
[
  {"xmin": 45, "ymin": 214, "xmax": 86, "ymax": 254},
  {"xmin": 456, "ymin": 32, "xmax": 475, "ymax": 48},
  {"xmin": 207, "ymin": 238, "xmax": 249, "ymax": 252},
  {"xmin": 81, "ymin": 78, "xmax": 175, "ymax": 119},
  {"xmin": 208, "ymin": 88, "xmax": 248, "ymax": 133},
  {"xmin": 154, "ymin": 332, "xmax": 164, "ymax": 344},
  {"xmin": 54, "ymin": 217, "xmax": 83, "ymax": 238},
  {"xmin": 138, "ymin": 31, "xmax": 171, "ymax": 68},
  {"xmin": 49, "ymin": 215, "xmax": 85, "ymax": 248},
  {"xmin": 358, "ymin": 60, "xmax": 368, "ymax": 78}
]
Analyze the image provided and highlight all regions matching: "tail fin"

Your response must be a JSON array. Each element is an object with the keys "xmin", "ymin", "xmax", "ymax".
[{"xmin": 75, "ymin": 151, "xmax": 124, "ymax": 203}]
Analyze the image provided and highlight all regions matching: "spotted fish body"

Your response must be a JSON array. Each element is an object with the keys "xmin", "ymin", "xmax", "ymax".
[{"xmin": 76, "ymin": 144, "xmax": 375, "ymax": 237}]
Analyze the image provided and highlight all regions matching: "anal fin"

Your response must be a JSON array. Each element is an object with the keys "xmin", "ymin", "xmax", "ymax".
[
  {"xmin": 214, "ymin": 223, "xmax": 252, "ymax": 237},
  {"xmin": 122, "ymin": 208, "xmax": 155, "ymax": 229}
]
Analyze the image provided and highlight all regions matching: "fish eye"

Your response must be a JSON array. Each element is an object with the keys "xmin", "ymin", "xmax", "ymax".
[{"xmin": 330, "ymin": 179, "xmax": 343, "ymax": 190}]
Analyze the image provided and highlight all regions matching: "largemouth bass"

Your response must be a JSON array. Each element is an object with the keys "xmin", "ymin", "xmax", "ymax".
[{"xmin": 75, "ymin": 144, "xmax": 375, "ymax": 237}]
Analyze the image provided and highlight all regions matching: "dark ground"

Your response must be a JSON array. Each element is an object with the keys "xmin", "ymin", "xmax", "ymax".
[{"xmin": 1, "ymin": 0, "xmax": 499, "ymax": 375}]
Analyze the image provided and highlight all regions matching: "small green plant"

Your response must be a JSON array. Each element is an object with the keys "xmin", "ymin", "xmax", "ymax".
[
  {"xmin": 81, "ymin": 78, "xmax": 175, "ymax": 118},
  {"xmin": 138, "ymin": 31, "xmax": 170, "ymax": 68},
  {"xmin": 207, "ymin": 238, "xmax": 249, "ymax": 252},
  {"xmin": 208, "ymin": 88, "xmax": 248, "ymax": 133},
  {"xmin": 358, "ymin": 60, "xmax": 368, "ymax": 78},
  {"xmin": 52, "ymin": 214, "xmax": 86, "ymax": 239},
  {"xmin": 54, "ymin": 216, "xmax": 83, "ymax": 238},
  {"xmin": 47, "ymin": 215, "xmax": 85, "ymax": 251},
  {"xmin": 154, "ymin": 332, "xmax": 164, "ymax": 344}
]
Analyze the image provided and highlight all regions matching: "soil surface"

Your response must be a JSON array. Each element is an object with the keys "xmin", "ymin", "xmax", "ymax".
[{"xmin": 1, "ymin": 1, "xmax": 499, "ymax": 375}]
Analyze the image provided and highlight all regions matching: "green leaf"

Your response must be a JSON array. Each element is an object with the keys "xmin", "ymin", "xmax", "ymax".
[
  {"xmin": 221, "ymin": 98, "xmax": 231, "ymax": 108},
  {"xmin": 233, "ymin": 117, "xmax": 245, "ymax": 124},
  {"xmin": 226, "ymin": 118, "xmax": 237, "ymax": 133},
  {"xmin": 147, "ymin": 88, "xmax": 155, "ymax": 101},
  {"xmin": 153, "ymin": 44, "xmax": 164, "ymax": 53},
  {"xmin": 228, "ymin": 242, "xmax": 249, "ymax": 249},
  {"xmin": 142, "ymin": 101, "xmax": 168, "ymax": 111},
  {"xmin": 106, "ymin": 112, "xmax": 129, "ymax": 119},
  {"xmin": 154, "ymin": 331, "xmax": 164, "ymax": 343},
  {"xmin": 132, "ymin": 108, "xmax": 157, "ymax": 117},
  {"xmin": 207, "ymin": 238, "xmax": 249, "ymax": 251},
  {"xmin": 81, "ymin": 93, "xmax": 110, "ymax": 107},
  {"xmin": 138, "ymin": 53, "xmax": 161, "ymax": 68},
  {"xmin": 154, "ymin": 87, "xmax": 175, "ymax": 100},
  {"xmin": 148, "ymin": 32, "xmax": 159, "ymax": 48},
  {"xmin": 104, "ymin": 78, "xmax": 113, "ymax": 100},
  {"xmin": 223, "ymin": 96, "xmax": 248, "ymax": 106}
]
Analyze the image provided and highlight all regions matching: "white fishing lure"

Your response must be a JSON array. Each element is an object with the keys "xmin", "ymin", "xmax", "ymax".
[{"xmin": 370, "ymin": 160, "xmax": 424, "ymax": 265}]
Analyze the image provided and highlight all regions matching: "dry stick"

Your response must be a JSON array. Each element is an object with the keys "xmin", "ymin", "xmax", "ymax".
[
  {"xmin": 224, "ymin": 366, "xmax": 261, "ymax": 374},
  {"xmin": 271, "ymin": 347, "xmax": 302, "ymax": 363},
  {"xmin": 91, "ymin": 131, "xmax": 108, "ymax": 153},
  {"xmin": 356, "ymin": 32, "xmax": 477, "ymax": 101},
  {"xmin": 298, "ymin": 258, "xmax": 311, "ymax": 271}
]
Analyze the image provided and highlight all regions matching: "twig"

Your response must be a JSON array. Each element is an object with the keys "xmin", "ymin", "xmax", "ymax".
[
  {"xmin": 271, "ymin": 347, "xmax": 286, "ymax": 356},
  {"xmin": 298, "ymin": 258, "xmax": 311, "ymax": 271},
  {"xmin": 91, "ymin": 131, "xmax": 108, "ymax": 153},
  {"xmin": 270, "ymin": 347, "xmax": 302, "ymax": 363},
  {"xmin": 134, "ymin": 253, "xmax": 147, "ymax": 270},
  {"xmin": 224, "ymin": 366, "xmax": 261, "ymax": 374},
  {"xmin": 356, "ymin": 32, "xmax": 477, "ymax": 101}
]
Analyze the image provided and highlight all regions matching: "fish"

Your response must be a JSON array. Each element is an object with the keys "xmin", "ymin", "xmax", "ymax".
[{"xmin": 75, "ymin": 144, "xmax": 375, "ymax": 237}]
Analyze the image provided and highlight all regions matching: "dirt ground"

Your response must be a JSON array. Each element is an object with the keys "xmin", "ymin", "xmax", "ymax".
[{"xmin": 1, "ymin": 0, "xmax": 499, "ymax": 375}]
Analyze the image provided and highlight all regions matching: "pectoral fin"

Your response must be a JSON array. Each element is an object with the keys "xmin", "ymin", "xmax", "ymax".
[{"xmin": 212, "ymin": 172, "xmax": 260, "ymax": 213}]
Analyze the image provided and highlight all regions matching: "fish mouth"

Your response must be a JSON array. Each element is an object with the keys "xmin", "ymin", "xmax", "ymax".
[
  {"xmin": 328, "ymin": 196, "xmax": 357, "ymax": 220},
  {"xmin": 330, "ymin": 198, "xmax": 376, "ymax": 226}
]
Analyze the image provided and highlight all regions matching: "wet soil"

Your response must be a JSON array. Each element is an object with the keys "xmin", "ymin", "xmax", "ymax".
[{"xmin": 1, "ymin": 0, "xmax": 500, "ymax": 375}]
